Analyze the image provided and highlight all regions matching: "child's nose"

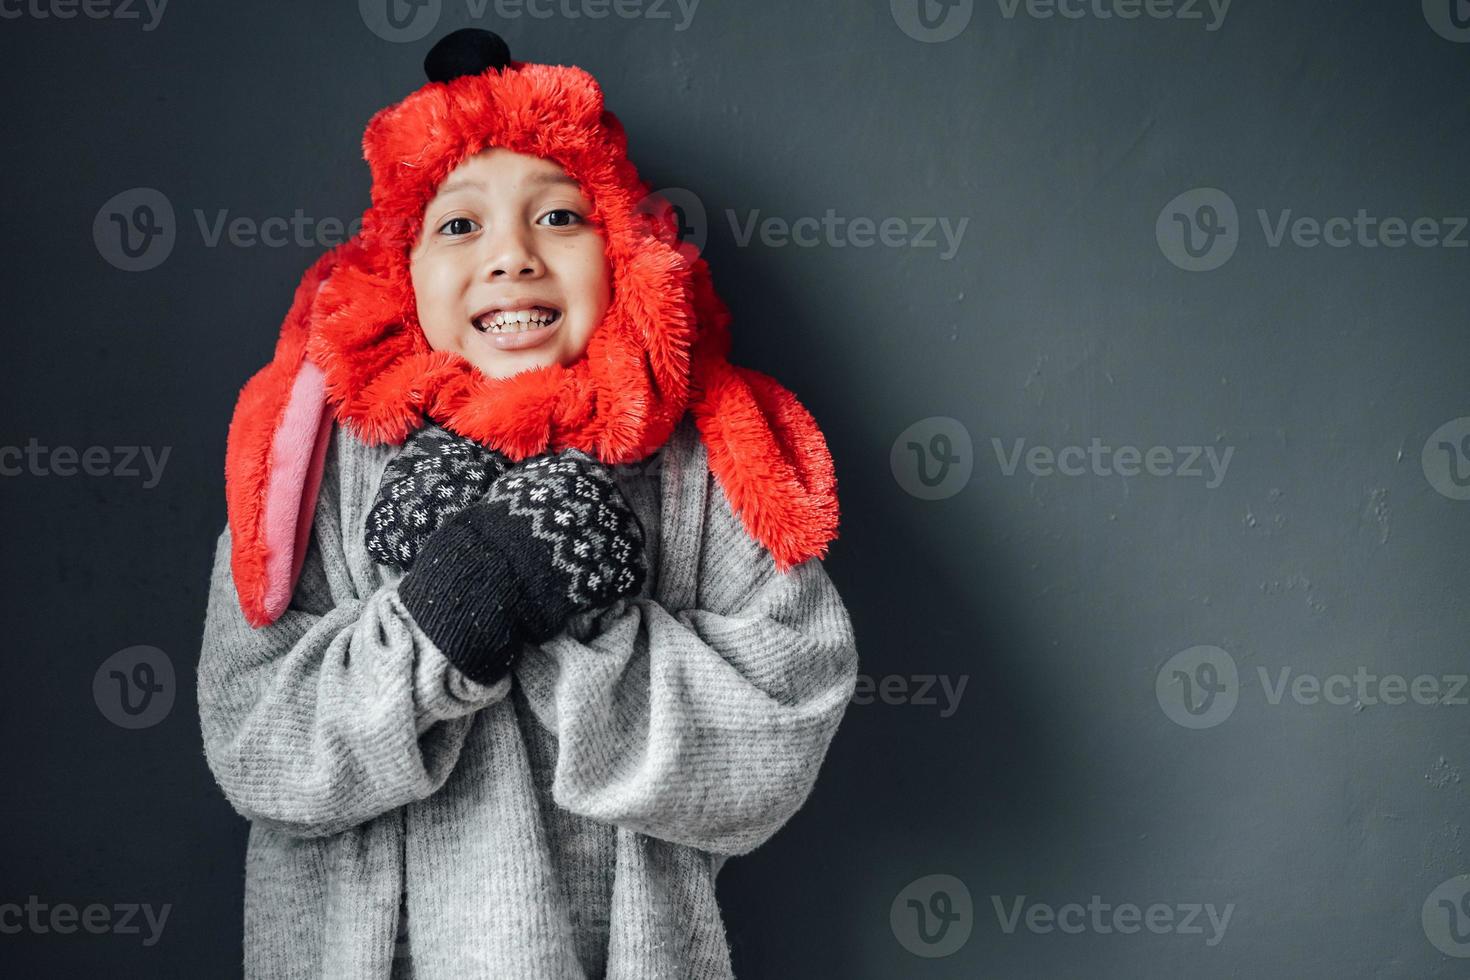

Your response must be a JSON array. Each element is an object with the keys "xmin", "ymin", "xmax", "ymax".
[{"xmin": 479, "ymin": 226, "xmax": 543, "ymax": 280}]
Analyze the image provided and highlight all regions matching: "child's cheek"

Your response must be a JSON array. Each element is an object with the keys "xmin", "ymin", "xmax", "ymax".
[{"xmin": 410, "ymin": 257, "xmax": 460, "ymax": 351}]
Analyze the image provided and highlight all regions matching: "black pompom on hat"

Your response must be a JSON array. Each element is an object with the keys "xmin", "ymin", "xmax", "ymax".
[{"xmin": 423, "ymin": 27, "xmax": 513, "ymax": 83}]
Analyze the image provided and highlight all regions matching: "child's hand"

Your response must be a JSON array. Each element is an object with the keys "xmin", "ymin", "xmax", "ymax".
[
  {"xmin": 365, "ymin": 422, "xmax": 512, "ymax": 571},
  {"xmin": 393, "ymin": 444, "xmax": 648, "ymax": 685},
  {"xmin": 488, "ymin": 449, "xmax": 648, "ymax": 619}
]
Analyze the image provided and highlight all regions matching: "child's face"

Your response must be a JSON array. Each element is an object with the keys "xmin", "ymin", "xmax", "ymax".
[{"xmin": 409, "ymin": 148, "xmax": 612, "ymax": 380}]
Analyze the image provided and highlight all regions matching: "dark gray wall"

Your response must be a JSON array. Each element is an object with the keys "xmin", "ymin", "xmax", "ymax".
[{"xmin": 1, "ymin": 0, "xmax": 1467, "ymax": 976}]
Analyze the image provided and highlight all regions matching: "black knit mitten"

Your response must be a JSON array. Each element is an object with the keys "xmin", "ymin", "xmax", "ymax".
[
  {"xmin": 396, "ymin": 449, "xmax": 648, "ymax": 686},
  {"xmin": 365, "ymin": 423, "xmax": 511, "ymax": 571}
]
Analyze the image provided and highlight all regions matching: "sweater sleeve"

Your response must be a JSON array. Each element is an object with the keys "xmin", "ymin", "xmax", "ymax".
[
  {"xmin": 196, "ymin": 436, "xmax": 513, "ymax": 840},
  {"xmin": 517, "ymin": 471, "xmax": 859, "ymax": 857}
]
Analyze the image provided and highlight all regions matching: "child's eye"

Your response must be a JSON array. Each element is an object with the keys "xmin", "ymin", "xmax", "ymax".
[
  {"xmin": 438, "ymin": 216, "xmax": 479, "ymax": 236},
  {"xmin": 539, "ymin": 209, "xmax": 583, "ymax": 228}
]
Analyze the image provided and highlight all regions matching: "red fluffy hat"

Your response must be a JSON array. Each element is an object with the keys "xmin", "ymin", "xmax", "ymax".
[{"xmin": 225, "ymin": 29, "xmax": 840, "ymax": 627}]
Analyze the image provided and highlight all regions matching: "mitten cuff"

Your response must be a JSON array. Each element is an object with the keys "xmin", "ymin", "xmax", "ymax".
[{"xmin": 396, "ymin": 511, "xmax": 528, "ymax": 687}]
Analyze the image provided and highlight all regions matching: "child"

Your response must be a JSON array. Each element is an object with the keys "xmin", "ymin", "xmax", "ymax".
[{"xmin": 197, "ymin": 28, "xmax": 858, "ymax": 979}]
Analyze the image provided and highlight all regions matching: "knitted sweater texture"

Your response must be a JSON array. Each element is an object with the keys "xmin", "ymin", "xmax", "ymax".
[{"xmin": 196, "ymin": 410, "xmax": 858, "ymax": 979}]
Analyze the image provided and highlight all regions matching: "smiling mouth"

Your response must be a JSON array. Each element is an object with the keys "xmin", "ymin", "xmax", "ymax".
[{"xmin": 472, "ymin": 306, "xmax": 563, "ymax": 334}]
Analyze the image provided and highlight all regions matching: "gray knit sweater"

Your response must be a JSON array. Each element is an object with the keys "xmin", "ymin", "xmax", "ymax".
[{"xmin": 196, "ymin": 410, "xmax": 858, "ymax": 978}]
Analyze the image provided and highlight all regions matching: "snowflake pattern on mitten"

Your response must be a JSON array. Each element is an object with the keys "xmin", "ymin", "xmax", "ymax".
[
  {"xmin": 482, "ymin": 449, "xmax": 647, "ymax": 612},
  {"xmin": 364, "ymin": 423, "xmax": 511, "ymax": 571}
]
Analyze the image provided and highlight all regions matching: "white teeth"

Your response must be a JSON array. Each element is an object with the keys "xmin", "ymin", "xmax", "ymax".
[{"xmin": 476, "ymin": 307, "xmax": 559, "ymax": 333}]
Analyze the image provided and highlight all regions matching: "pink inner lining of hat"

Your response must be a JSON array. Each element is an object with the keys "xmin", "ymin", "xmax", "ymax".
[{"xmin": 261, "ymin": 358, "xmax": 332, "ymax": 622}]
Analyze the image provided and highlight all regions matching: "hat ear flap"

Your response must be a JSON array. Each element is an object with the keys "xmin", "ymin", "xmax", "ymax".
[
  {"xmin": 259, "ymin": 359, "xmax": 333, "ymax": 623},
  {"xmin": 225, "ymin": 250, "xmax": 339, "ymax": 628}
]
